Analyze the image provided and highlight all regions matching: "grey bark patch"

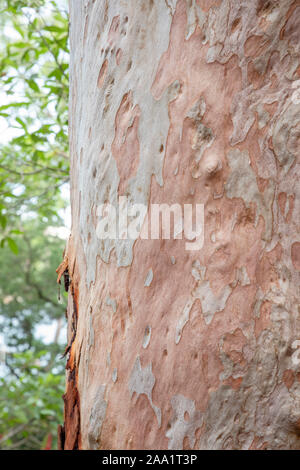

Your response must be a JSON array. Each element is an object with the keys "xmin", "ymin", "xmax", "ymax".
[
  {"xmin": 129, "ymin": 356, "xmax": 161, "ymax": 427},
  {"xmin": 236, "ymin": 266, "xmax": 251, "ymax": 286},
  {"xmin": 144, "ymin": 268, "xmax": 153, "ymax": 287},
  {"xmin": 106, "ymin": 295, "xmax": 117, "ymax": 313},
  {"xmin": 272, "ymin": 102, "xmax": 300, "ymax": 173},
  {"xmin": 195, "ymin": 281, "xmax": 231, "ymax": 325},
  {"xmin": 166, "ymin": 394, "xmax": 203, "ymax": 450},
  {"xmin": 88, "ymin": 385, "xmax": 107, "ymax": 450},
  {"xmin": 175, "ymin": 281, "xmax": 231, "ymax": 343},
  {"xmin": 165, "ymin": 0, "xmax": 178, "ymax": 16},
  {"xmin": 225, "ymin": 148, "xmax": 274, "ymax": 240},
  {"xmin": 89, "ymin": 312, "xmax": 94, "ymax": 347},
  {"xmin": 112, "ymin": 368, "xmax": 118, "ymax": 383}
]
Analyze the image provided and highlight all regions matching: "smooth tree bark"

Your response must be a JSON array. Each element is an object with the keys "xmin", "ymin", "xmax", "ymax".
[{"xmin": 60, "ymin": 0, "xmax": 300, "ymax": 449}]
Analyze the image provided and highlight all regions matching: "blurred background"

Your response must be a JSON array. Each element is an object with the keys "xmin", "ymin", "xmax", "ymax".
[{"xmin": 0, "ymin": 0, "xmax": 69, "ymax": 449}]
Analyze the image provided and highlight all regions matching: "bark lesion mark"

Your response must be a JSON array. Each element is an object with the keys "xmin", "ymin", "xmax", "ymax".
[
  {"xmin": 97, "ymin": 59, "xmax": 108, "ymax": 89},
  {"xmin": 83, "ymin": 14, "xmax": 89, "ymax": 45},
  {"xmin": 231, "ymin": 17, "xmax": 241, "ymax": 33},
  {"xmin": 257, "ymin": 0, "xmax": 277, "ymax": 17},
  {"xmin": 127, "ymin": 59, "xmax": 132, "ymax": 72}
]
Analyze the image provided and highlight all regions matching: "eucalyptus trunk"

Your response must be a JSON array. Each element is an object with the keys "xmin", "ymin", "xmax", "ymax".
[{"xmin": 60, "ymin": 0, "xmax": 300, "ymax": 450}]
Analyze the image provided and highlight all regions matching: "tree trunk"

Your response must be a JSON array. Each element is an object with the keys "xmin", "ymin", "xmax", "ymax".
[{"xmin": 62, "ymin": 0, "xmax": 300, "ymax": 450}]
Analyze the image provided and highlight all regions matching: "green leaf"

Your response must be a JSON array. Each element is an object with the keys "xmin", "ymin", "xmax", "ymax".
[
  {"xmin": 0, "ymin": 215, "xmax": 7, "ymax": 229},
  {"xmin": 15, "ymin": 117, "xmax": 27, "ymax": 130},
  {"xmin": 44, "ymin": 25, "xmax": 63, "ymax": 33},
  {"xmin": 6, "ymin": 237, "xmax": 19, "ymax": 254},
  {"xmin": 12, "ymin": 42, "xmax": 28, "ymax": 49},
  {"xmin": 27, "ymin": 79, "xmax": 40, "ymax": 93}
]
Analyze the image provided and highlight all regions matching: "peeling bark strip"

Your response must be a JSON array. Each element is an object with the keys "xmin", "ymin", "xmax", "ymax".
[
  {"xmin": 67, "ymin": 0, "xmax": 300, "ymax": 449},
  {"xmin": 60, "ymin": 288, "xmax": 81, "ymax": 450},
  {"xmin": 57, "ymin": 424, "xmax": 65, "ymax": 451},
  {"xmin": 57, "ymin": 243, "xmax": 81, "ymax": 449},
  {"xmin": 63, "ymin": 370, "xmax": 81, "ymax": 450}
]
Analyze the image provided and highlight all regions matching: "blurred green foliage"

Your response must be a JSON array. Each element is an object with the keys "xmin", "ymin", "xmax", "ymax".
[
  {"xmin": 0, "ymin": 0, "xmax": 69, "ymax": 450},
  {"xmin": 0, "ymin": 0, "xmax": 69, "ymax": 241},
  {"xmin": 0, "ymin": 219, "xmax": 67, "ymax": 357},
  {"xmin": 0, "ymin": 350, "xmax": 65, "ymax": 449}
]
